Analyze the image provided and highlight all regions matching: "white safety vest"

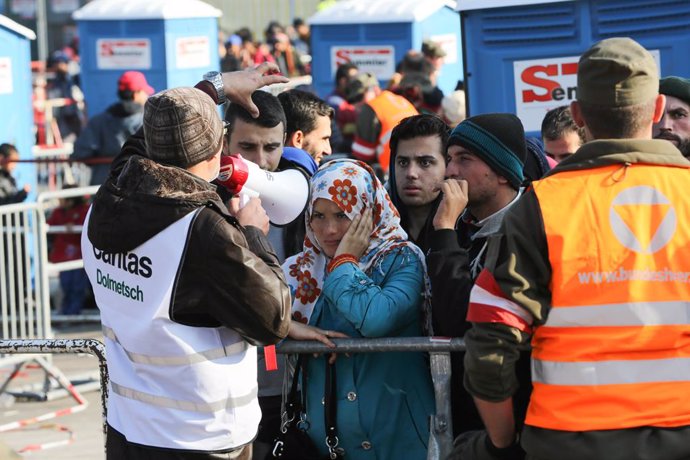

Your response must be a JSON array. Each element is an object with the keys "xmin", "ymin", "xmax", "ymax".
[{"xmin": 82, "ymin": 208, "xmax": 260, "ymax": 451}]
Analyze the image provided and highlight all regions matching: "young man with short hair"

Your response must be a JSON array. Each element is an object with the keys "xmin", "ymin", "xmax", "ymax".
[
  {"xmin": 540, "ymin": 105, "xmax": 583, "ymax": 163},
  {"xmin": 224, "ymin": 90, "xmax": 287, "ymax": 171},
  {"xmin": 278, "ymin": 89, "xmax": 333, "ymax": 164},
  {"xmin": 388, "ymin": 114, "xmax": 448, "ymax": 252}
]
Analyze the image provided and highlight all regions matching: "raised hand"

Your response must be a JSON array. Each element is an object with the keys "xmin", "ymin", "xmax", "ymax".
[
  {"xmin": 334, "ymin": 208, "xmax": 373, "ymax": 259},
  {"xmin": 221, "ymin": 63, "xmax": 289, "ymax": 118},
  {"xmin": 433, "ymin": 179, "xmax": 469, "ymax": 230}
]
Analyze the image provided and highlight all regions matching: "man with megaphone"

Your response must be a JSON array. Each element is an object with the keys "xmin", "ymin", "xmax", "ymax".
[{"xmin": 82, "ymin": 63, "xmax": 292, "ymax": 460}]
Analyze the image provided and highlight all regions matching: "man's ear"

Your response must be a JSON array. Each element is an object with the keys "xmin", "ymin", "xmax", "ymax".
[
  {"xmin": 287, "ymin": 130, "xmax": 303, "ymax": 148},
  {"xmin": 570, "ymin": 101, "xmax": 585, "ymax": 128},
  {"xmin": 653, "ymin": 94, "xmax": 666, "ymax": 123}
]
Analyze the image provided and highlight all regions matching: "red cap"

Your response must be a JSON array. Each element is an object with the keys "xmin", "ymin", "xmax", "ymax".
[{"xmin": 118, "ymin": 71, "xmax": 154, "ymax": 95}]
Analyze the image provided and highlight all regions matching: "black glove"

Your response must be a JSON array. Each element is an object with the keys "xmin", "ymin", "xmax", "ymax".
[{"xmin": 449, "ymin": 430, "xmax": 524, "ymax": 460}]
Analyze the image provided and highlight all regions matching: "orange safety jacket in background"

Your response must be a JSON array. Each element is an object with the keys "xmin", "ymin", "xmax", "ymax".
[
  {"xmin": 360, "ymin": 91, "xmax": 418, "ymax": 173},
  {"xmin": 528, "ymin": 163, "xmax": 690, "ymax": 432}
]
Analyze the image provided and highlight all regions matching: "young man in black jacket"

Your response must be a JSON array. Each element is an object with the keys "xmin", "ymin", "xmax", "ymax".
[
  {"xmin": 427, "ymin": 114, "xmax": 529, "ymax": 437},
  {"xmin": 388, "ymin": 114, "xmax": 448, "ymax": 253}
]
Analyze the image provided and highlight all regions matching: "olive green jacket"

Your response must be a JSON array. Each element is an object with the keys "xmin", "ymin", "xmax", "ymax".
[{"xmin": 463, "ymin": 139, "xmax": 690, "ymax": 460}]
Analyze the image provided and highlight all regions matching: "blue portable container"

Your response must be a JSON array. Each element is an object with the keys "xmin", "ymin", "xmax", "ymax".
[
  {"xmin": 459, "ymin": 0, "xmax": 690, "ymax": 136},
  {"xmin": 73, "ymin": 0, "xmax": 221, "ymax": 118},
  {"xmin": 309, "ymin": 0, "xmax": 463, "ymax": 99},
  {"xmin": 0, "ymin": 15, "xmax": 36, "ymax": 195}
]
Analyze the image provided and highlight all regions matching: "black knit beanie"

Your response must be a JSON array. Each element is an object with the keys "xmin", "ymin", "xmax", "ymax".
[{"xmin": 448, "ymin": 113, "xmax": 527, "ymax": 189}]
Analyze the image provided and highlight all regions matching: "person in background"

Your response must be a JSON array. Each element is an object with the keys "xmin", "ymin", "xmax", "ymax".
[
  {"xmin": 441, "ymin": 89, "xmax": 466, "ymax": 127},
  {"xmin": 351, "ymin": 74, "xmax": 418, "ymax": 175},
  {"xmin": 221, "ymin": 35, "xmax": 243, "ymax": 72},
  {"xmin": 327, "ymin": 62, "xmax": 359, "ymax": 115},
  {"xmin": 421, "ymin": 39, "xmax": 446, "ymax": 81},
  {"xmin": 654, "ymin": 76, "xmax": 690, "ymax": 157},
  {"xmin": 278, "ymin": 89, "xmax": 333, "ymax": 164},
  {"xmin": 328, "ymin": 64, "xmax": 360, "ymax": 153},
  {"xmin": 291, "ymin": 18, "xmax": 311, "ymax": 57},
  {"xmin": 284, "ymin": 159, "xmax": 434, "ymax": 460},
  {"xmin": 388, "ymin": 114, "xmax": 449, "ymax": 252},
  {"xmin": 46, "ymin": 50, "xmax": 84, "ymax": 142},
  {"xmin": 540, "ymin": 105, "xmax": 583, "ymax": 163},
  {"xmin": 47, "ymin": 185, "xmax": 90, "ymax": 315},
  {"xmin": 269, "ymin": 32, "xmax": 305, "ymax": 77},
  {"xmin": 462, "ymin": 37, "xmax": 690, "ymax": 460},
  {"xmin": 72, "ymin": 71, "xmax": 154, "ymax": 185},
  {"xmin": 522, "ymin": 137, "xmax": 555, "ymax": 186},
  {"xmin": 0, "ymin": 143, "xmax": 29, "ymax": 204}
]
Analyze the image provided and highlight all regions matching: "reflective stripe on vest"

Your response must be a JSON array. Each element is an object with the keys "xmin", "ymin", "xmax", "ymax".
[
  {"xmin": 367, "ymin": 91, "xmax": 418, "ymax": 173},
  {"xmin": 529, "ymin": 163, "xmax": 690, "ymax": 432},
  {"xmin": 82, "ymin": 208, "xmax": 260, "ymax": 451},
  {"xmin": 102, "ymin": 325, "xmax": 249, "ymax": 366},
  {"xmin": 110, "ymin": 381, "xmax": 258, "ymax": 413}
]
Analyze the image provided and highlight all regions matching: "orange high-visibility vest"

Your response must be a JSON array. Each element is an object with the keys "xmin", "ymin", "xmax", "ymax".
[
  {"xmin": 529, "ymin": 163, "xmax": 690, "ymax": 432},
  {"xmin": 367, "ymin": 91, "xmax": 418, "ymax": 173}
]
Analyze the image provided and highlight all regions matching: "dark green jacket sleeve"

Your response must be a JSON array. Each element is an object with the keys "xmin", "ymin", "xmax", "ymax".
[{"xmin": 463, "ymin": 190, "xmax": 552, "ymax": 401}]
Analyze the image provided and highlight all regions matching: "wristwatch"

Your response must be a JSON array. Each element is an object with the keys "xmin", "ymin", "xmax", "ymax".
[{"xmin": 202, "ymin": 71, "xmax": 227, "ymax": 105}]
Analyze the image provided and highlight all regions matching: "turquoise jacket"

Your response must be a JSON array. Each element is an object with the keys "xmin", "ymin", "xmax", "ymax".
[{"xmin": 303, "ymin": 246, "xmax": 435, "ymax": 460}]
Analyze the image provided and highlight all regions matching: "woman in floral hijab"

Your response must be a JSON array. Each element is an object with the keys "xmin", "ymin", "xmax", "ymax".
[{"xmin": 282, "ymin": 159, "xmax": 434, "ymax": 460}]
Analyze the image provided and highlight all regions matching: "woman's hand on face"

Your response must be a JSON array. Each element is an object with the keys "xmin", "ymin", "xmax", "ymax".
[
  {"xmin": 288, "ymin": 322, "xmax": 349, "ymax": 364},
  {"xmin": 334, "ymin": 208, "xmax": 373, "ymax": 260}
]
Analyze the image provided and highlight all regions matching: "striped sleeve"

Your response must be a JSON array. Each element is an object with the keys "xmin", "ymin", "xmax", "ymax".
[
  {"xmin": 351, "ymin": 138, "xmax": 378, "ymax": 161},
  {"xmin": 467, "ymin": 269, "xmax": 534, "ymax": 333}
]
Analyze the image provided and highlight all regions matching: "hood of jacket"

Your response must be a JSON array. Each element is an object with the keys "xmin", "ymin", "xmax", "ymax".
[
  {"xmin": 87, "ymin": 155, "xmax": 225, "ymax": 253},
  {"xmin": 106, "ymin": 100, "xmax": 144, "ymax": 118}
]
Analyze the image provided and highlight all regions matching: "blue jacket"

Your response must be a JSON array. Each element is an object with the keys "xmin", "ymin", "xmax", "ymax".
[
  {"xmin": 303, "ymin": 245, "xmax": 434, "ymax": 460},
  {"xmin": 72, "ymin": 101, "xmax": 144, "ymax": 185}
]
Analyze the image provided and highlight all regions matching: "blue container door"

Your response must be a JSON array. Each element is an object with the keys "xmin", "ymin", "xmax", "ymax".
[
  {"xmin": 311, "ymin": 22, "xmax": 413, "ymax": 99},
  {"xmin": 78, "ymin": 19, "xmax": 166, "ymax": 118},
  {"xmin": 0, "ymin": 29, "xmax": 35, "ymax": 197}
]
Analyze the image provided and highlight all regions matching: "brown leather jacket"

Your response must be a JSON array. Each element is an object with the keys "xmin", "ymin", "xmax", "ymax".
[{"xmin": 88, "ymin": 136, "xmax": 290, "ymax": 345}]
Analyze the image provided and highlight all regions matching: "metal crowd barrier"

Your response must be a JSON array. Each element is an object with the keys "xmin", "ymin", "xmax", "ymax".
[
  {"xmin": 0, "ymin": 339, "xmax": 108, "ymax": 453},
  {"xmin": 277, "ymin": 337, "xmax": 465, "ymax": 460},
  {"xmin": 0, "ymin": 337, "xmax": 462, "ymax": 458},
  {"xmin": 32, "ymin": 144, "xmax": 92, "ymax": 193}
]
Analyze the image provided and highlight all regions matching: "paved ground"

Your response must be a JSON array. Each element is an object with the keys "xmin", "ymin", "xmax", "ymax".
[{"xmin": 0, "ymin": 322, "xmax": 105, "ymax": 460}]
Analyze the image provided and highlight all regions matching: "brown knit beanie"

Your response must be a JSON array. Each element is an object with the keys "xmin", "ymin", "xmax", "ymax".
[{"xmin": 143, "ymin": 87, "xmax": 223, "ymax": 168}]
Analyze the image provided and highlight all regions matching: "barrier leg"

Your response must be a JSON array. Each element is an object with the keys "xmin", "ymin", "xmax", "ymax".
[
  {"xmin": 0, "ymin": 339, "xmax": 108, "ymax": 455},
  {"xmin": 428, "ymin": 351, "xmax": 453, "ymax": 460}
]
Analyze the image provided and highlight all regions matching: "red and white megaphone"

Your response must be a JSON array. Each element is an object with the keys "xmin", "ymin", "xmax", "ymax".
[{"xmin": 217, "ymin": 154, "xmax": 310, "ymax": 226}]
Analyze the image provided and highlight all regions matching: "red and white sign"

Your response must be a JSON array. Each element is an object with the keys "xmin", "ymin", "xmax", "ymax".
[
  {"xmin": 96, "ymin": 39, "xmax": 151, "ymax": 70},
  {"xmin": 430, "ymin": 34, "xmax": 458, "ymax": 65},
  {"xmin": 331, "ymin": 46, "xmax": 395, "ymax": 80},
  {"xmin": 10, "ymin": 0, "xmax": 35, "ymax": 18},
  {"xmin": 50, "ymin": 0, "xmax": 80, "ymax": 13},
  {"xmin": 0, "ymin": 58, "xmax": 13, "ymax": 95},
  {"xmin": 514, "ymin": 51, "xmax": 660, "ymax": 132},
  {"xmin": 175, "ymin": 36, "xmax": 210, "ymax": 69}
]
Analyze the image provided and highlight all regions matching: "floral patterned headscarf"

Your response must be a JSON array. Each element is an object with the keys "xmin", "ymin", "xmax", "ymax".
[{"xmin": 283, "ymin": 159, "xmax": 431, "ymax": 331}]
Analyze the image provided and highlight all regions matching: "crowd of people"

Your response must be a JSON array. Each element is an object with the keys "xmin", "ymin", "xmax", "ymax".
[{"xmin": 4, "ymin": 28, "xmax": 690, "ymax": 460}]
